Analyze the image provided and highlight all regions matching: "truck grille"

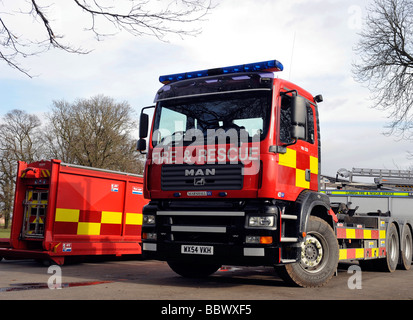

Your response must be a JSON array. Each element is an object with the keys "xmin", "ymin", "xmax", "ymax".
[{"xmin": 161, "ymin": 164, "xmax": 243, "ymax": 191}]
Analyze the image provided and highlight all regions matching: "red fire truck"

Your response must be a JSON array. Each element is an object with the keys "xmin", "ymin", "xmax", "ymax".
[
  {"xmin": 138, "ymin": 59, "xmax": 413, "ymax": 287},
  {"xmin": 0, "ymin": 159, "xmax": 147, "ymax": 265}
]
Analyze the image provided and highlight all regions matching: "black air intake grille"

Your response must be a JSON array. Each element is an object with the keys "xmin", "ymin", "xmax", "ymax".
[{"xmin": 161, "ymin": 164, "xmax": 243, "ymax": 191}]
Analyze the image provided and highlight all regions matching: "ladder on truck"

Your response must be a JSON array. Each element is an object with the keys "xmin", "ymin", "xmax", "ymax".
[
  {"xmin": 22, "ymin": 190, "xmax": 48, "ymax": 238},
  {"xmin": 335, "ymin": 167, "xmax": 413, "ymax": 190},
  {"xmin": 326, "ymin": 167, "xmax": 413, "ymax": 273}
]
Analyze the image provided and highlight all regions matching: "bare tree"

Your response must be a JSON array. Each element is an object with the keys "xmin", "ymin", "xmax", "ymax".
[
  {"xmin": 44, "ymin": 95, "xmax": 144, "ymax": 174},
  {"xmin": 0, "ymin": 110, "xmax": 42, "ymax": 228},
  {"xmin": 0, "ymin": 109, "xmax": 42, "ymax": 163},
  {"xmin": 353, "ymin": 0, "xmax": 413, "ymax": 138},
  {"xmin": 0, "ymin": 99, "xmax": 144, "ymax": 228},
  {"xmin": 0, "ymin": 0, "xmax": 213, "ymax": 77}
]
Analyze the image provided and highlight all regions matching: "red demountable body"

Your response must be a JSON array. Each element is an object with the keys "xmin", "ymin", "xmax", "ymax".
[{"xmin": 0, "ymin": 159, "xmax": 148, "ymax": 265}]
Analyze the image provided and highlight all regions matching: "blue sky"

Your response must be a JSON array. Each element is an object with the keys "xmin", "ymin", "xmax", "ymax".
[{"xmin": 1, "ymin": 0, "xmax": 412, "ymax": 176}]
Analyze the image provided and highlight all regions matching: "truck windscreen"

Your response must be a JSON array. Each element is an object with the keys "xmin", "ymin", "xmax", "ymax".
[{"xmin": 152, "ymin": 90, "xmax": 272, "ymax": 148}]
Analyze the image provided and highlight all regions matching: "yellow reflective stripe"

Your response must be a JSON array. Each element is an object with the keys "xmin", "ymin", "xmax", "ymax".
[
  {"xmin": 56, "ymin": 209, "xmax": 144, "ymax": 233},
  {"xmin": 278, "ymin": 148, "xmax": 296, "ymax": 168},
  {"xmin": 41, "ymin": 169, "xmax": 50, "ymax": 177},
  {"xmin": 126, "ymin": 213, "xmax": 143, "ymax": 225},
  {"xmin": 295, "ymin": 169, "xmax": 309, "ymax": 189},
  {"xmin": 310, "ymin": 156, "xmax": 318, "ymax": 175},
  {"xmin": 77, "ymin": 222, "xmax": 100, "ymax": 235},
  {"xmin": 346, "ymin": 229, "xmax": 356, "ymax": 239},
  {"xmin": 380, "ymin": 230, "xmax": 386, "ymax": 239},
  {"xmin": 339, "ymin": 249, "xmax": 347, "ymax": 260},
  {"xmin": 101, "ymin": 211, "xmax": 122, "ymax": 224},
  {"xmin": 355, "ymin": 249, "xmax": 364, "ymax": 258},
  {"xmin": 339, "ymin": 248, "xmax": 365, "ymax": 260},
  {"xmin": 364, "ymin": 230, "xmax": 371, "ymax": 239},
  {"xmin": 55, "ymin": 208, "xmax": 80, "ymax": 222},
  {"xmin": 371, "ymin": 248, "xmax": 379, "ymax": 258},
  {"xmin": 329, "ymin": 191, "xmax": 409, "ymax": 197}
]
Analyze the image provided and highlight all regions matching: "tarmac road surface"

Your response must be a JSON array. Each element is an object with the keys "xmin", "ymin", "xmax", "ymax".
[{"xmin": 0, "ymin": 257, "xmax": 412, "ymax": 300}]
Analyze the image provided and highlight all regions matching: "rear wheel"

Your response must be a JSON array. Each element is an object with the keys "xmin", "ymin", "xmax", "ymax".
[
  {"xmin": 360, "ymin": 223, "xmax": 400, "ymax": 272},
  {"xmin": 275, "ymin": 216, "xmax": 339, "ymax": 287},
  {"xmin": 383, "ymin": 223, "xmax": 400, "ymax": 272},
  {"xmin": 399, "ymin": 224, "xmax": 412, "ymax": 270},
  {"xmin": 167, "ymin": 261, "xmax": 221, "ymax": 278}
]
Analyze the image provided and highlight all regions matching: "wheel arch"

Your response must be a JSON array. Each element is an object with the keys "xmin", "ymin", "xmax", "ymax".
[
  {"xmin": 293, "ymin": 190, "xmax": 333, "ymax": 234},
  {"xmin": 311, "ymin": 205, "xmax": 334, "ymax": 229}
]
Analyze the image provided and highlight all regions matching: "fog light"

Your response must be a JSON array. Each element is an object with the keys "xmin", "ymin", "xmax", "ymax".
[
  {"xmin": 246, "ymin": 236, "xmax": 273, "ymax": 244},
  {"xmin": 246, "ymin": 236, "xmax": 260, "ymax": 244}
]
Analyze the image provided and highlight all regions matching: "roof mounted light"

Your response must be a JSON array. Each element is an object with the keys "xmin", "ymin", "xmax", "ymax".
[{"xmin": 159, "ymin": 59, "xmax": 284, "ymax": 84}]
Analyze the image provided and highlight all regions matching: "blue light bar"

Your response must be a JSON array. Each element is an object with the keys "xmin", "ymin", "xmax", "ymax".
[{"xmin": 159, "ymin": 59, "xmax": 283, "ymax": 84}]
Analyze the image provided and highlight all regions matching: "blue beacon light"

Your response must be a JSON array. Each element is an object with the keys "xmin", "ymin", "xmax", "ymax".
[{"xmin": 159, "ymin": 59, "xmax": 283, "ymax": 84}]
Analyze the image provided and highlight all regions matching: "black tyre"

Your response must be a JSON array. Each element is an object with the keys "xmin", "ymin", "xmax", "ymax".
[
  {"xmin": 275, "ymin": 216, "xmax": 339, "ymax": 287},
  {"xmin": 383, "ymin": 222, "xmax": 400, "ymax": 272},
  {"xmin": 167, "ymin": 261, "xmax": 221, "ymax": 278},
  {"xmin": 399, "ymin": 224, "xmax": 412, "ymax": 271},
  {"xmin": 360, "ymin": 223, "xmax": 400, "ymax": 272}
]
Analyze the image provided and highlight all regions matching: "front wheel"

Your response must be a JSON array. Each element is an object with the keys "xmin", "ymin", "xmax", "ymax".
[
  {"xmin": 167, "ymin": 261, "xmax": 221, "ymax": 278},
  {"xmin": 276, "ymin": 216, "xmax": 339, "ymax": 287}
]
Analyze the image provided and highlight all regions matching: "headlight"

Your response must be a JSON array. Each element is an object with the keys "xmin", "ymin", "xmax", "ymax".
[
  {"xmin": 248, "ymin": 216, "xmax": 275, "ymax": 227},
  {"xmin": 143, "ymin": 214, "xmax": 156, "ymax": 225}
]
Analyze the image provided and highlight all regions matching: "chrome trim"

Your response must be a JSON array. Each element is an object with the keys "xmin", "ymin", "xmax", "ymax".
[
  {"xmin": 157, "ymin": 211, "xmax": 244, "ymax": 216},
  {"xmin": 171, "ymin": 226, "xmax": 226, "ymax": 233}
]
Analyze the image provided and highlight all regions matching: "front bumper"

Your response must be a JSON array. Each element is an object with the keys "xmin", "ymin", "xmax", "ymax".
[
  {"xmin": 143, "ymin": 241, "xmax": 281, "ymax": 266},
  {"xmin": 142, "ymin": 199, "xmax": 301, "ymax": 266}
]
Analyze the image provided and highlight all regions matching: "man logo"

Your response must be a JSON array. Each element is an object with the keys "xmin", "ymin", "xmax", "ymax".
[
  {"xmin": 185, "ymin": 168, "xmax": 216, "ymax": 176},
  {"xmin": 194, "ymin": 177, "xmax": 206, "ymax": 186}
]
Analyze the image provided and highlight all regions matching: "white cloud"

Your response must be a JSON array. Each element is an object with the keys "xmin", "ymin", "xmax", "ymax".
[{"xmin": 0, "ymin": 0, "xmax": 412, "ymax": 174}]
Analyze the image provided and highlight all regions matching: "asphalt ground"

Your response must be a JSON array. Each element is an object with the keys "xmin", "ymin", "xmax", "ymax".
[{"xmin": 0, "ymin": 257, "xmax": 412, "ymax": 301}]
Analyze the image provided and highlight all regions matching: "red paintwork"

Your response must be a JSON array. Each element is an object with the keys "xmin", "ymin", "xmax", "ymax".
[
  {"xmin": 144, "ymin": 78, "xmax": 320, "ymax": 202},
  {"xmin": 0, "ymin": 159, "xmax": 148, "ymax": 265}
]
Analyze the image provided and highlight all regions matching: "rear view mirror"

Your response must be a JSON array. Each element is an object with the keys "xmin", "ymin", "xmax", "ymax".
[
  {"xmin": 137, "ymin": 105, "xmax": 155, "ymax": 154},
  {"xmin": 290, "ymin": 96, "xmax": 307, "ymax": 140},
  {"xmin": 291, "ymin": 96, "xmax": 307, "ymax": 126},
  {"xmin": 139, "ymin": 113, "xmax": 149, "ymax": 139},
  {"xmin": 137, "ymin": 138, "xmax": 147, "ymax": 153}
]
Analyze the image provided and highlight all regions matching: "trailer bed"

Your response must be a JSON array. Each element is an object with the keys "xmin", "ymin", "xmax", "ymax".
[{"xmin": 0, "ymin": 159, "xmax": 148, "ymax": 265}]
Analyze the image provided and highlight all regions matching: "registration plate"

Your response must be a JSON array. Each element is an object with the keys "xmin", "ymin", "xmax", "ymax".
[{"xmin": 181, "ymin": 245, "xmax": 214, "ymax": 255}]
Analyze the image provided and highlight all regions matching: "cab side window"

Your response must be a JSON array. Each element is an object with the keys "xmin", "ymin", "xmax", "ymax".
[
  {"xmin": 307, "ymin": 106, "xmax": 314, "ymax": 144},
  {"xmin": 280, "ymin": 94, "xmax": 315, "ymax": 144},
  {"xmin": 280, "ymin": 95, "xmax": 293, "ymax": 144}
]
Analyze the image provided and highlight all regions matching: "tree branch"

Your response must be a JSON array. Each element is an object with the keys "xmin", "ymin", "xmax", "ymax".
[
  {"xmin": 0, "ymin": 0, "xmax": 214, "ymax": 77},
  {"xmin": 353, "ymin": 0, "xmax": 413, "ymax": 137}
]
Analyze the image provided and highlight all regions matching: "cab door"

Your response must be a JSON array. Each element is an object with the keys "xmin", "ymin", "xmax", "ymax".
[{"xmin": 276, "ymin": 91, "xmax": 319, "ymax": 201}]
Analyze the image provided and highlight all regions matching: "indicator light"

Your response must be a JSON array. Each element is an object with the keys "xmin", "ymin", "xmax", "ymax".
[
  {"xmin": 245, "ymin": 236, "xmax": 273, "ymax": 244},
  {"xmin": 159, "ymin": 59, "xmax": 283, "ymax": 84},
  {"xmin": 260, "ymin": 236, "xmax": 273, "ymax": 244}
]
